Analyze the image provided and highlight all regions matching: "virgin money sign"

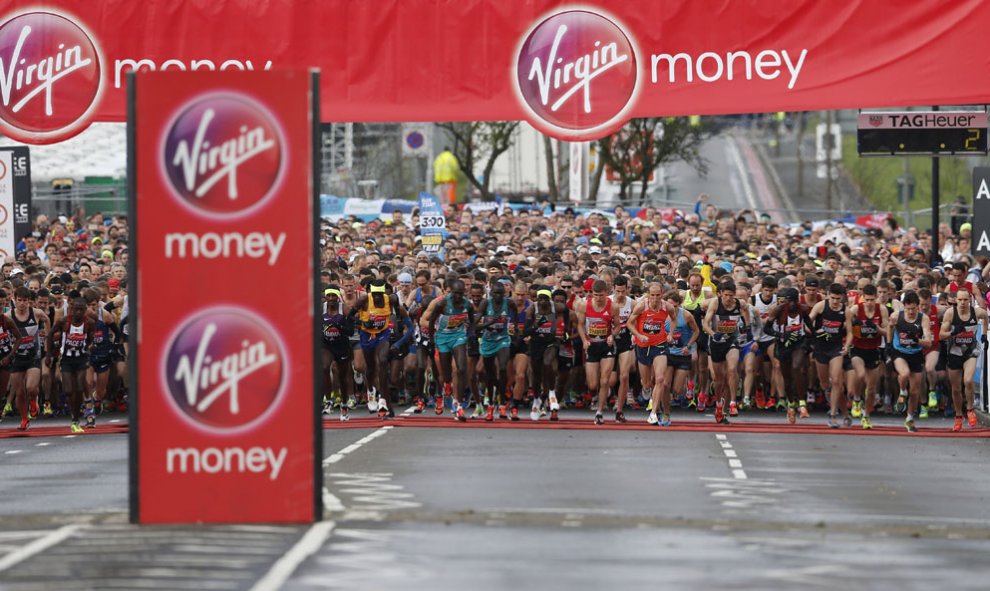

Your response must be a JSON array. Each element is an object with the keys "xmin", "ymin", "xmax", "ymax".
[
  {"xmin": 4, "ymin": 1, "xmax": 990, "ymax": 142},
  {"xmin": 131, "ymin": 70, "xmax": 320, "ymax": 524}
]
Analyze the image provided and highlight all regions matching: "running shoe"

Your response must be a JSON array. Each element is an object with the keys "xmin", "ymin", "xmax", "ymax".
[
  {"xmin": 919, "ymin": 405, "xmax": 928, "ymax": 420},
  {"xmin": 510, "ymin": 406, "xmax": 519, "ymax": 421},
  {"xmin": 904, "ymin": 416, "xmax": 917, "ymax": 433},
  {"xmin": 2, "ymin": 402, "xmax": 11, "ymax": 416},
  {"xmin": 367, "ymin": 391, "xmax": 378, "ymax": 413},
  {"xmin": 968, "ymin": 409, "xmax": 978, "ymax": 427},
  {"xmin": 29, "ymin": 400, "xmax": 39, "ymax": 420},
  {"xmin": 927, "ymin": 390, "xmax": 938, "ymax": 409},
  {"xmin": 659, "ymin": 414, "xmax": 671, "ymax": 427},
  {"xmin": 499, "ymin": 405, "xmax": 508, "ymax": 420},
  {"xmin": 414, "ymin": 397, "xmax": 425, "ymax": 413},
  {"xmin": 798, "ymin": 401, "xmax": 810, "ymax": 419},
  {"xmin": 647, "ymin": 412, "xmax": 658, "ymax": 425},
  {"xmin": 953, "ymin": 416, "xmax": 963, "ymax": 432},
  {"xmin": 850, "ymin": 400, "xmax": 863, "ymax": 419},
  {"xmin": 894, "ymin": 395, "xmax": 906, "ymax": 414},
  {"xmin": 485, "ymin": 405, "xmax": 495, "ymax": 422},
  {"xmin": 861, "ymin": 415, "xmax": 873, "ymax": 430},
  {"xmin": 549, "ymin": 409, "xmax": 558, "ymax": 422},
  {"xmin": 827, "ymin": 414, "xmax": 839, "ymax": 429},
  {"xmin": 17, "ymin": 417, "xmax": 29, "ymax": 431},
  {"xmin": 472, "ymin": 405, "xmax": 485, "ymax": 419},
  {"xmin": 685, "ymin": 379, "xmax": 695, "ymax": 399},
  {"xmin": 615, "ymin": 411, "xmax": 627, "ymax": 423},
  {"xmin": 776, "ymin": 397, "xmax": 787, "ymax": 411},
  {"xmin": 340, "ymin": 407, "xmax": 349, "ymax": 421},
  {"xmin": 70, "ymin": 422, "xmax": 84, "ymax": 434},
  {"xmin": 755, "ymin": 387, "xmax": 766, "ymax": 410},
  {"xmin": 646, "ymin": 398, "xmax": 654, "ymax": 412},
  {"xmin": 85, "ymin": 413, "xmax": 96, "ymax": 429},
  {"xmin": 806, "ymin": 390, "xmax": 816, "ymax": 405},
  {"xmin": 455, "ymin": 403, "xmax": 466, "ymax": 422},
  {"xmin": 435, "ymin": 395, "xmax": 445, "ymax": 415},
  {"xmin": 842, "ymin": 415, "xmax": 852, "ymax": 428},
  {"xmin": 698, "ymin": 391, "xmax": 709, "ymax": 410},
  {"xmin": 687, "ymin": 396, "xmax": 697, "ymax": 409},
  {"xmin": 530, "ymin": 398, "xmax": 542, "ymax": 421},
  {"xmin": 42, "ymin": 402, "xmax": 52, "ymax": 417},
  {"xmin": 729, "ymin": 401, "xmax": 739, "ymax": 417},
  {"xmin": 742, "ymin": 397, "xmax": 752, "ymax": 410},
  {"xmin": 765, "ymin": 395, "xmax": 776, "ymax": 411},
  {"xmin": 786, "ymin": 405, "xmax": 796, "ymax": 424},
  {"xmin": 378, "ymin": 398, "xmax": 389, "ymax": 419},
  {"xmin": 714, "ymin": 401, "xmax": 725, "ymax": 424},
  {"xmin": 594, "ymin": 412, "xmax": 604, "ymax": 426}
]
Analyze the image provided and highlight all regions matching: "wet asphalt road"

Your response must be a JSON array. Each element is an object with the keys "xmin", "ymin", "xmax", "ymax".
[{"xmin": 1, "ymin": 407, "xmax": 989, "ymax": 590}]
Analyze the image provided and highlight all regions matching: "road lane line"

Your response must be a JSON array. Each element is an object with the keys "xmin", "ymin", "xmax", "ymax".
[
  {"xmin": 716, "ymin": 434, "xmax": 748, "ymax": 480},
  {"xmin": 322, "ymin": 425, "xmax": 394, "ymax": 467},
  {"xmin": 4, "ymin": 450, "xmax": 22, "ymax": 455},
  {"xmin": 724, "ymin": 449, "xmax": 738, "ymax": 458},
  {"xmin": 732, "ymin": 469, "xmax": 749, "ymax": 480},
  {"xmin": 728, "ymin": 459, "xmax": 743, "ymax": 468},
  {"xmin": 249, "ymin": 521, "xmax": 335, "ymax": 591},
  {"xmin": 0, "ymin": 525, "xmax": 82, "ymax": 573},
  {"xmin": 715, "ymin": 434, "xmax": 727, "ymax": 441}
]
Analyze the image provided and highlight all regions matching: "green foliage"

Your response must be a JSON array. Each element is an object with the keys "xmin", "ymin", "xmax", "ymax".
[{"xmin": 841, "ymin": 134, "xmax": 974, "ymax": 230}]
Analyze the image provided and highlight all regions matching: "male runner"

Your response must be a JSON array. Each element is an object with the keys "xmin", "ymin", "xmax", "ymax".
[
  {"xmin": 420, "ymin": 279, "xmax": 475, "ymax": 421},
  {"xmin": 844, "ymin": 284, "xmax": 888, "ymax": 429},
  {"xmin": 574, "ymin": 279, "xmax": 619, "ymax": 425}
]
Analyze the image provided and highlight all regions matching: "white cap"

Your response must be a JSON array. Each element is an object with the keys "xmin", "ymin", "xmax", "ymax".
[{"xmin": 589, "ymin": 246, "xmax": 602, "ymax": 254}]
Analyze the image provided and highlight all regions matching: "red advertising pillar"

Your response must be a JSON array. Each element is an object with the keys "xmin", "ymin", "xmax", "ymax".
[{"xmin": 128, "ymin": 70, "xmax": 322, "ymax": 524}]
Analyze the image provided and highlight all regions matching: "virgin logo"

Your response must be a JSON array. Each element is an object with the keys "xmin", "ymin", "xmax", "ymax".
[
  {"xmin": 164, "ymin": 310, "xmax": 285, "ymax": 431},
  {"xmin": 516, "ymin": 10, "xmax": 637, "ymax": 139},
  {"xmin": 163, "ymin": 93, "xmax": 283, "ymax": 217},
  {"xmin": 0, "ymin": 11, "xmax": 102, "ymax": 143}
]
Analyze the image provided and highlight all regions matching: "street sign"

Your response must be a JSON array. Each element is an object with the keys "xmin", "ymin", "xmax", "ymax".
[
  {"xmin": 815, "ymin": 123, "xmax": 841, "ymax": 162},
  {"xmin": 401, "ymin": 123, "xmax": 431, "ymax": 158},
  {"xmin": 973, "ymin": 168, "xmax": 990, "ymax": 258},
  {"xmin": 857, "ymin": 111, "xmax": 989, "ymax": 156}
]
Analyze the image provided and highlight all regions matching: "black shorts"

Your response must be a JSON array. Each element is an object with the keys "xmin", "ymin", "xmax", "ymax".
[
  {"xmin": 585, "ymin": 341, "xmax": 615, "ymax": 363},
  {"xmin": 388, "ymin": 341, "xmax": 410, "ymax": 361},
  {"xmin": 696, "ymin": 332, "xmax": 710, "ymax": 354},
  {"xmin": 813, "ymin": 346, "xmax": 843, "ymax": 365},
  {"xmin": 467, "ymin": 335, "xmax": 480, "ymax": 358},
  {"xmin": 510, "ymin": 340, "xmax": 528, "ymax": 357},
  {"xmin": 946, "ymin": 348, "xmax": 979, "ymax": 370},
  {"xmin": 667, "ymin": 354, "xmax": 692, "ymax": 371},
  {"xmin": 934, "ymin": 342, "xmax": 947, "ymax": 372},
  {"xmin": 529, "ymin": 339, "xmax": 558, "ymax": 362},
  {"xmin": 324, "ymin": 341, "xmax": 353, "ymax": 363},
  {"xmin": 757, "ymin": 340, "xmax": 774, "ymax": 360},
  {"xmin": 11, "ymin": 356, "xmax": 41, "ymax": 373},
  {"xmin": 61, "ymin": 356, "xmax": 89, "ymax": 373},
  {"xmin": 892, "ymin": 350, "xmax": 925, "ymax": 373},
  {"xmin": 90, "ymin": 356, "xmax": 112, "ymax": 373},
  {"xmin": 614, "ymin": 332, "xmax": 633, "ymax": 354},
  {"xmin": 708, "ymin": 341, "xmax": 738, "ymax": 363},
  {"xmin": 850, "ymin": 347, "xmax": 881, "ymax": 370},
  {"xmin": 557, "ymin": 355, "xmax": 575, "ymax": 371},
  {"xmin": 111, "ymin": 344, "xmax": 126, "ymax": 362},
  {"xmin": 636, "ymin": 344, "xmax": 668, "ymax": 366},
  {"xmin": 415, "ymin": 333, "xmax": 435, "ymax": 355},
  {"xmin": 775, "ymin": 344, "xmax": 798, "ymax": 362}
]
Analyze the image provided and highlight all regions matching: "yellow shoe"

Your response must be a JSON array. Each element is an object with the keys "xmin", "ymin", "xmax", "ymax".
[
  {"xmin": 861, "ymin": 416, "xmax": 872, "ymax": 430},
  {"xmin": 70, "ymin": 422, "xmax": 84, "ymax": 434},
  {"xmin": 850, "ymin": 400, "xmax": 863, "ymax": 418}
]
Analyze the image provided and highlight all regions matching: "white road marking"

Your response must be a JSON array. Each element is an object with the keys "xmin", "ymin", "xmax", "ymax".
[
  {"xmin": 322, "ymin": 488, "xmax": 345, "ymax": 512},
  {"xmin": 322, "ymin": 425, "xmax": 393, "ymax": 466},
  {"xmin": 4, "ymin": 450, "xmax": 22, "ymax": 455},
  {"xmin": 248, "ymin": 521, "xmax": 335, "ymax": 591},
  {"xmin": 0, "ymin": 525, "xmax": 82, "ymax": 573},
  {"xmin": 716, "ymin": 434, "xmax": 747, "ymax": 480},
  {"xmin": 35, "ymin": 442, "xmax": 51, "ymax": 447}
]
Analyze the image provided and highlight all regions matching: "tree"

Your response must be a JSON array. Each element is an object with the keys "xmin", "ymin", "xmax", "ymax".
[
  {"xmin": 435, "ymin": 121, "xmax": 519, "ymax": 201},
  {"xmin": 595, "ymin": 117, "xmax": 711, "ymax": 205}
]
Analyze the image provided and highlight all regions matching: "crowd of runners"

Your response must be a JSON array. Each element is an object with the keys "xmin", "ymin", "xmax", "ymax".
[
  {"xmin": 321, "ymin": 195, "xmax": 988, "ymax": 433},
  {"xmin": 0, "ymin": 195, "xmax": 985, "ymax": 435},
  {"xmin": 0, "ymin": 212, "xmax": 128, "ymax": 433}
]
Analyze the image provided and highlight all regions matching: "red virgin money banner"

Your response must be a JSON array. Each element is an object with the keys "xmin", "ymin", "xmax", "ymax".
[
  {"xmin": 131, "ymin": 70, "xmax": 320, "ymax": 524},
  {"xmin": 3, "ymin": 0, "xmax": 990, "ymax": 142}
]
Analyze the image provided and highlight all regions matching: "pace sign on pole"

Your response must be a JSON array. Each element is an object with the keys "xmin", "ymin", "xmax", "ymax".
[
  {"xmin": 129, "ymin": 70, "xmax": 321, "ymax": 524},
  {"xmin": 972, "ymin": 168, "xmax": 990, "ymax": 259}
]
